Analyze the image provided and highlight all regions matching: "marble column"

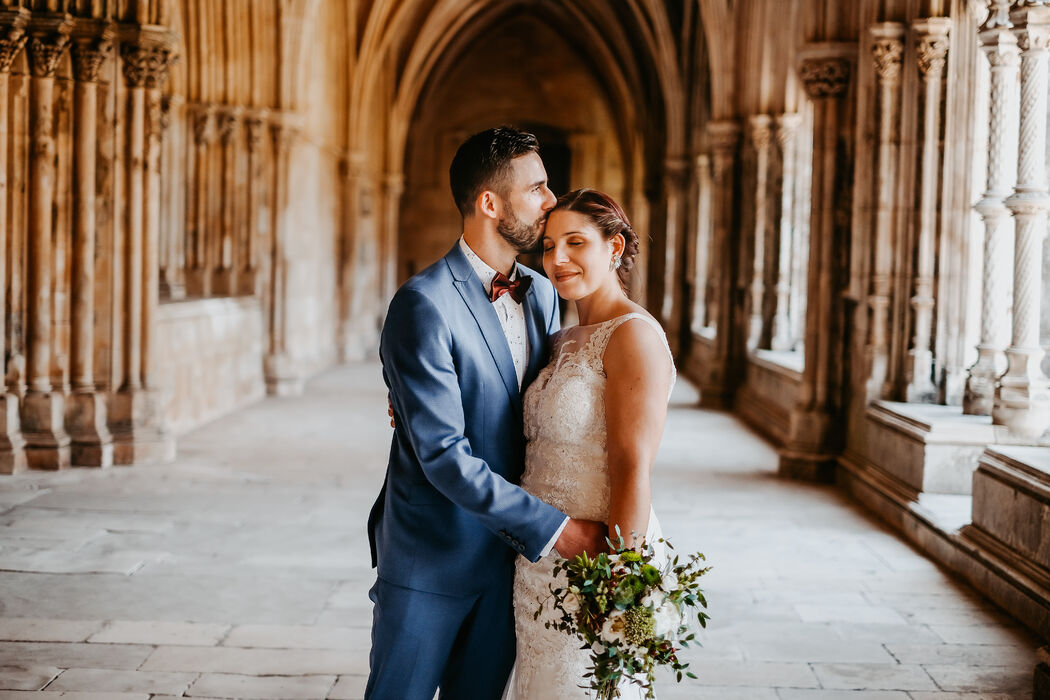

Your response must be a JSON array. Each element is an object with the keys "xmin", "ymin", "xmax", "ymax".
[
  {"xmin": 66, "ymin": 22, "xmax": 114, "ymax": 467},
  {"xmin": 966, "ymin": 12, "xmax": 1019, "ymax": 415},
  {"xmin": 700, "ymin": 121, "xmax": 741, "ymax": 409},
  {"xmin": 213, "ymin": 108, "xmax": 238, "ymax": 296},
  {"xmin": 780, "ymin": 45, "xmax": 854, "ymax": 481},
  {"xmin": 906, "ymin": 19, "xmax": 952, "ymax": 404},
  {"xmin": 264, "ymin": 120, "xmax": 302, "ymax": 396},
  {"xmin": 110, "ymin": 34, "xmax": 176, "ymax": 464},
  {"xmin": 746, "ymin": 115, "xmax": 773, "ymax": 351},
  {"xmin": 185, "ymin": 104, "xmax": 213, "ymax": 297},
  {"xmin": 994, "ymin": 4, "xmax": 1050, "ymax": 438},
  {"xmin": 867, "ymin": 23, "xmax": 906, "ymax": 401},
  {"xmin": 22, "ymin": 17, "xmax": 72, "ymax": 470},
  {"xmin": 239, "ymin": 114, "xmax": 264, "ymax": 296},
  {"xmin": 0, "ymin": 10, "xmax": 27, "ymax": 474},
  {"xmin": 772, "ymin": 113, "xmax": 802, "ymax": 351}
]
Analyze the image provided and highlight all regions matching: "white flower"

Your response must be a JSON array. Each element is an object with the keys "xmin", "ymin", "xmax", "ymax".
[
  {"xmin": 591, "ymin": 640, "xmax": 605, "ymax": 655},
  {"xmin": 600, "ymin": 609, "xmax": 627, "ymax": 646},
  {"xmin": 640, "ymin": 592, "xmax": 661, "ymax": 609},
  {"xmin": 653, "ymin": 601, "xmax": 681, "ymax": 638},
  {"xmin": 660, "ymin": 570, "xmax": 679, "ymax": 592},
  {"xmin": 561, "ymin": 590, "xmax": 581, "ymax": 614}
]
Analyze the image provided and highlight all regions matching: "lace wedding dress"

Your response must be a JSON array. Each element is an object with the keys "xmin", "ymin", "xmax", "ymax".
[{"xmin": 507, "ymin": 312, "xmax": 676, "ymax": 700}]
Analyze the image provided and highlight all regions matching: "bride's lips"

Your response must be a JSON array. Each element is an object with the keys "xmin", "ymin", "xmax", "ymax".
[{"xmin": 553, "ymin": 271, "xmax": 579, "ymax": 282}]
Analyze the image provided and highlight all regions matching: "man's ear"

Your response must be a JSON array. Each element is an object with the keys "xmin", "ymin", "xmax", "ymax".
[{"xmin": 476, "ymin": 190, "xmax": 501, "ymax": 221}]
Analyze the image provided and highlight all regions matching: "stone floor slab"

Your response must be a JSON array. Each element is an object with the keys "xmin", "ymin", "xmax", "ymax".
[
  {"xmin": 0, "ymin": 694, "xmax": 150, "ymax": 699},
  {"xmin": 921, "ymin": 664, "xmax": 1033, "ymax": 693},
  {"xmin": 142, "ymin": 645, "xmax": 364, "ymax": 676},
  {"xmin": 810, "ymin": 662, "xmax": 938, "ymax": 691},
  {"xmin": 886, "ymin": 644, "xmax": 1037, "ymax": 666},
  {"xmin": 0, "ymin": 642, "xmax": 153, "ymax": 671},
  {"xmin": 88, "ymin": 620, "xmax": 228, "ymax": 646},
  {"xmin": 46, "ymin": 668, "xmax": 197, "ymax": 694},
  {"xmin": 0, "ymin": 665, "xmax": 60, "ymax": 690},
  {"xmin": 223, "ymin": 624, "xmax": 366, "ymax": 650},
  {"xmin": 187, "ymin": 673, "xmax": 336, "ymax": 699},
  {"xmin": 776, "ymin": 691, "xmax": 910, "ymax": 699}
]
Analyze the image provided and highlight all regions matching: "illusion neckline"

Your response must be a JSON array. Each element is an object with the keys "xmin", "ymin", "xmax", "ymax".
[{"xmin": 570, "ymin": 311, "xmax": 649, "ymax": 330}]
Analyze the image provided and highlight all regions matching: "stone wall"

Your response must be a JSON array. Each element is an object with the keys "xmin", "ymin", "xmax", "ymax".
[{"xmin": 155, "ymin": 298, "xmax": 266, "ymax": 436}]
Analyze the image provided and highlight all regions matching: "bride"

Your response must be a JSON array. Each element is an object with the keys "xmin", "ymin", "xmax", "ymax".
[{"xmin": 509, "ymin": 188, "xmax": 676, "ymax": 699}]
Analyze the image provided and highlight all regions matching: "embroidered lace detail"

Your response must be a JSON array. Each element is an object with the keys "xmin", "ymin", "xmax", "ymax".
[{"xmin": 509, "ymin": 313, "xmax": 675, "ymax": 700}]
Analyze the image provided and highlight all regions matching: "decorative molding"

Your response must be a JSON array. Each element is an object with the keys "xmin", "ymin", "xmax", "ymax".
[
  {"xmin": 748, "ymin": 114, "xmax": 773, "ymax": 151},
  {"xmin": 27, "ymin": 32, "xmax": 69, "ymax": 78},
  {"xmin": 120, "ymin": 42, "xmax": 174, "ymax": 89},
  {"xmin": 71, "ymin": 37, "xmax": 112, "ymax": 83},
  {"xmin": 915, "ymin": 19, "xmax": 951, "ymax": 76},
  {"xmin": 799, "ymin": 58, "xmax": 851, "ymax": 98},
  {"xmin": 0, "ymin": 25, "xmax": 26, "ymax": 74},
  {"xmin": 872, "ymin": 37, "xmax": 904, "ymax": 81}
]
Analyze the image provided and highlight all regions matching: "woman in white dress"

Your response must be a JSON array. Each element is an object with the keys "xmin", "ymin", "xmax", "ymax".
[{"xmin": 510, "ymin": 188, "xmax": 676, "ymax": 699}]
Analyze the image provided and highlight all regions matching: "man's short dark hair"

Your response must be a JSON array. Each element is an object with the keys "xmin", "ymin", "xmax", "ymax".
[{"xmin": 449, "ymin": 126, "xmax": 540, "ymax": 218}]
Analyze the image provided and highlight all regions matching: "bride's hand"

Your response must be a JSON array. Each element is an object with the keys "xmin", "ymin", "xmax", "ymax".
[{"xmin": 554, "ymin": 518, "xmax": 607, "ymax": 560}]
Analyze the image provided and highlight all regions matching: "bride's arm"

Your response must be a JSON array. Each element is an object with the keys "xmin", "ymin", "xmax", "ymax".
[{"xmin": 603, "ymin": 319, "xmax": 673, "ymax": 549}]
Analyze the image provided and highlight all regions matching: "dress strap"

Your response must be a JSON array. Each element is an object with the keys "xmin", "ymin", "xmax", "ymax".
[{"xmin": 589, "ymin": 313, "xmax": 676, "ymax": 374}]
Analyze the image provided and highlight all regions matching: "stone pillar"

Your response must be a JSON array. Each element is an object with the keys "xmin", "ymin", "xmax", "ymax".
[
  {"xmin": 746, "ymin": 115, "xmax": 773, "ymax": 351},
  {"xmin": 239, "ymin": 114, "xmax": 264, "ymax": 296},
  {"xmin": 66, "ymin": 22, "xmax": 114, "ymax": 467},
  {"xmin": 700, "ymin": 121, "xmax": 741, "ymax": 409},
  {"xmin": 379, "ymin": 171, "xmax": 404, "ymax": 304},
  {"xmin": 110, "ymin": 33, "xmax": 176, "ymax": 464},
  {"xmin": 966, "ymin": 15, "xmax": 1019, "ymax": 415},
  {"xmin": 994, "ymin": 4, "xmax": 1050, "ymax": 439},
  {"xmin": 0, "ymin": 10, "xmax": 28, "ymax": 474},
  {"xmin": 772, "ymin": 113, "xmax": 802, "ymax": 351},
  {"xmin": 158, "ymin": 95, "xmax": 184, "ymax": 300},
  {"xmin": 213, "ymin": 108, "xmax": 238, "ymax": 296},
  {"xmin": 661, "ymin": 157, "xmax": 689, "ymax": 355},
  {"xmin": 22, "ymin": 17, "xmax": 72, "ymax": 470},
  {"xmin": 780, "ymin": 45, "xmax": 854, "ymax": 481},
  {"xmin": 338, "ymin": 150, "xmax": 363, "ymax": 360},
  {"xmin": 185, "ymin": 104, "xmax": 213, "ymax": 297},
  {"xmin": 692, "ymin": 153, "xmax": 714, "ymax": 331},
  {"xmin": 264, "ymin": 120, "xmax": 302, "ymax": 396},
  {"xmin": 906, "ymin": 19, "xmax": 952, "ymax": 403},
  {"xmin": 867, "ymin": 23, "xmax": 906, "ymax": 401}
]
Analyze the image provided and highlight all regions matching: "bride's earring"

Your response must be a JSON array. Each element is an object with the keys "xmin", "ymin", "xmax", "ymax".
[{"xmin": 611, "ymin": 255, "xmax": 622, "ymax": 271}]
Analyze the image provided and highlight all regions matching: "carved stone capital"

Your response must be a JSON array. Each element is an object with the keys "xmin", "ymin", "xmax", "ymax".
[
  {"xmin": 27, "ymin": 29, "xmax": 70, "ymax": 78},
  {"xmin": 774, "ymin": 113, "xmax": 803, "ymax": 148},
  {"xmin": 707, "ymin": 120, "xmax": 741, "ymax": 152},
  {"xmin": 983, "ymin": 1, "xmax": 1014, "ymax": 31},
  {"xmin": 1015, "ymin": 24, "xmax": 1050, "ymax": 52},
  {"xmin": 120, "ymin": 42, "xmax": 174, "ymax": 89},
  {"xmin": 218, "ymin": 110, "xmax": 239, "ymax": 146},
  {"xmin": 799, "ymin": 57, "xmax": 851, "ymax": 98},
  {"xmin": 748, "ymin": 114, "xmax": 773, "ymax": 151},
  {"xmin": 71, "ymin": 36, "xmax": 112, "ymax": 83},
  {"xmin": 914, "ymin": 18, "xmax": 952, "ymax": 77},
  {"xmin": 871, "ymin": 27, "xmax": 905, "ymax": 82},
  {"xmin": 0, "ymin": 12, "xmax": 27, "ymax": 74},
  {"xmin": 192, "ymin": 106, "xmax": 214, "ymax": 146},
  {"xmin": 271, "ymin": 122, "xmax": 297, "ymax": 153},
  {"xmin": 982, "ymin": 28, "xmax": 1022, "ymax": 66},
  {"xmin": 245, "ymin": 116, "xmax": 265, "ymax": 152}
]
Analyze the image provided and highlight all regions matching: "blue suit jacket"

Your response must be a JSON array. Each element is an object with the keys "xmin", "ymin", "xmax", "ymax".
[{"xmin": 368, "ymin": 243, "xmax": 567, "ymax": 596}]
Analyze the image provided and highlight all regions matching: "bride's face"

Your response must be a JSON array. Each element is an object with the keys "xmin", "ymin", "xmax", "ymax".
[{"xmin": 541, "ymin": 209, "xmax": 623, "ymax": 301}]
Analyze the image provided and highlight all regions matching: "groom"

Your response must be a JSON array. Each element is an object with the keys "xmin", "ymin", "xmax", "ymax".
[{"xmin": 366, "ymin": 127, "xmax": 606, "ymax": 700}]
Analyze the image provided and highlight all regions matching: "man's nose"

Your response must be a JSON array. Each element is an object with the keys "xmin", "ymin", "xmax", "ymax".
[{"xmin": 542, "ymin": 186, "xmax": 556, "ymax": 211}]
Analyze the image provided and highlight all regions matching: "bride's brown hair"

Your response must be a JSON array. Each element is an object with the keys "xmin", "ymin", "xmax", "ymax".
[{"xmin": 551, "ymin": 188, "xmax": 639, "ymax": 292}]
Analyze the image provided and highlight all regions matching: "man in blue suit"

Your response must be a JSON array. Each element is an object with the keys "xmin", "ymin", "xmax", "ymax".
[{"xmin": 365, "ymin": 127, "xmax": 606, "ymax": 699}]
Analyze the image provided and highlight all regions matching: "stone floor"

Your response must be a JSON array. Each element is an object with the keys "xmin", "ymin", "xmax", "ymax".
[{"xmin": 0, "ymin": 362, "xmax": 1039, "ymax": 699}]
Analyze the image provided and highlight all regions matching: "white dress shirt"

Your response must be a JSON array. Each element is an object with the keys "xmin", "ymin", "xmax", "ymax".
[{"xmin": 458, "ymin": 236, "xmax": 569, "ymax": 556}]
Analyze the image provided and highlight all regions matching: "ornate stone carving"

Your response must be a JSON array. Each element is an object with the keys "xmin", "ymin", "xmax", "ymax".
[
  {"xmin": 982, "ymin": 1, "xmax": 1014, "ymax": 31},
  {"xmin": 120, "ymin": 42, "xmax": 174, "ymax": 89},
  {"xmin": 192, "ymin": 107, "xmax": 213, "ymax": 145},
  {"xmin": 71, "ymin": 37, "xmax": 111, "ymax": 83},
  {"xmin": 799, "ymin": 58, "xmax": 851, "ymax": 98},
  {"xmin": 246, "ymin": 117, "xmax": 264, "ymax": 151},
  {"xmin": 27, "ymin": 33, "xmax": 69, "ymax": 78},
  {"xmin": 917, "ymin": 36, "xmax": 950, "ymax": 76},
  {"xmin": 218, "ymin": 111, "xmax": 238, "ymax": 146},
  {"xmin": 872, "ymin": 38, "xmax": 904, "ymax": 81},
  {"xmin": 748, "ymin": 115, "xmax": 773, "ymax": 151},
  {"xmin": 0, "ymin": 27, "xmax": 26, "ymax": 73}
]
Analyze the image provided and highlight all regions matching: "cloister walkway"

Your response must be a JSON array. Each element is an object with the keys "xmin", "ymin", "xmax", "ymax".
[{"xmin": 0, "ymin": 362, "xmax": 1039, "ymax": 699}]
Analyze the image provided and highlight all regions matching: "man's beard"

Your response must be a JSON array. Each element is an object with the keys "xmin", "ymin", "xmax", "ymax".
[{"xmin": 497, "ymin": 203, "xmax": 546, "ymax": 253}]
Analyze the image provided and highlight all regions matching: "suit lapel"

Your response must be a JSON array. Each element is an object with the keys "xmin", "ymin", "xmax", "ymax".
[
  {"xmin": 520, "ymin": 267, "xmax": 547, "ymax": 392},
  {"xmin": 445, "ymin": 246, "xmax": 522, "ymax": 416}
]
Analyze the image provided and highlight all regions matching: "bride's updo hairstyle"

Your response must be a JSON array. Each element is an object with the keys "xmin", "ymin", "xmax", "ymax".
[{"xmin": 552, "ymin": 188, "xmax": 640, "ymax": 292}]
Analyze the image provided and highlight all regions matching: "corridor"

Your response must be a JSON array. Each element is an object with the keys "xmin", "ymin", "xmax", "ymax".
[{"xmin": 0, "ymin": 363, "xmax": 1038, "ymax": 699}]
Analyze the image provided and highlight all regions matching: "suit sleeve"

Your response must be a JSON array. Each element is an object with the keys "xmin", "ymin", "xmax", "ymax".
[{"xmin": 380, "ymin": 287, "xmax": 566, "ymax": 562}]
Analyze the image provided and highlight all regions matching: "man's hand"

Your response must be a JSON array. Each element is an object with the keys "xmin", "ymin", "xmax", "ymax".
[
  {"xmin": 388, "ymin": 399, "xmax": 395, "ymax": 429},
  {"xmin": 554, "ymin": 518, "xmax": 607, "ymax": 560}
]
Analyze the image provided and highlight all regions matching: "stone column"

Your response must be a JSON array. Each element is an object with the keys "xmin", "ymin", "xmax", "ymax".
[
  {"xmin": 213, "ymin": 108, "xmax": 238, "ymax": 296},
  {"xmin": 700, "ymin": 121, "xmax": 741, "ymax": 408},
  {"xmin": 110, "ymin": 33, "xmax": 176, "ymax": 464},
  {"xmin": 158, "ymin": 95, "xmax": 184, "ymax": 300},
  {"xmin": 379, "ymin": 171, "xmax": 404, "ymax": 304},
  {"xmin": 239, "ymin": 114, "xmax": 264, "ymax": 296},
  {"xmin": 781, "ymin": 45, "xmax": 854, "ymax": 481},
  {"xmin": 772, "ymin": 113, "xmax": 802, "ymax": 351},
  {"xmin": 867, "ymin": 23, "xmax": 906, "ymax": 401},
  {"xmin": 22, "ymin": 17, "xmax": 71, "ymax": 470},
  {"xmin": 746, "ymin": 115, "xmax": 773, "ymax": 351},
  {"xmin": 966, "ymin": 13, "xmax": 1019, "ymax": 415},
  {"xmin": 994, "ymin": 4, "xmax": 1050, "ymax": 438},
  {"xmin": 0, "ymin": 10, "xmax": 28, "ymax": 474},
  {"xmin": 66, "ymin": 22, "xmax": 113, "ymax": 467},
  {"xmin": 264, "ymin": 120, "xmax": 302, "ymax": 396},
  {"xmin": 906, "ymin": 19, "xmax": 952, "ymax": 403},
  {"xmin": 338, "ymin": 150, "xmax": 363, "ymax": 360},
  {"xmin": 692, "ymin": 152, "xmax": 714, "ymax": 331},
  {"xmin": 185, "ymin": 104, "xmax": 213, "ymax": 297}
]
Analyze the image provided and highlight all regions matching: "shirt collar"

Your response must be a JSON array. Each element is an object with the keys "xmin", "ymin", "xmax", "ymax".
[{"xmin": 458, "ymin": 235, "xmax": 517, "ymax": 295}]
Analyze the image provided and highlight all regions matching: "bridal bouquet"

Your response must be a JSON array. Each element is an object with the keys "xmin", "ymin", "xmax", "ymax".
[{"xmin": 536, "ymin": 531, "xmax": 710, "ymax": 699}]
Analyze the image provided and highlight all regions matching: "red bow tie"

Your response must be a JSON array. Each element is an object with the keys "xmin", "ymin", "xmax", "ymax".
[{"xmin": 490, "ymin": 272, "xmax": 532, "ymax": 304}]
